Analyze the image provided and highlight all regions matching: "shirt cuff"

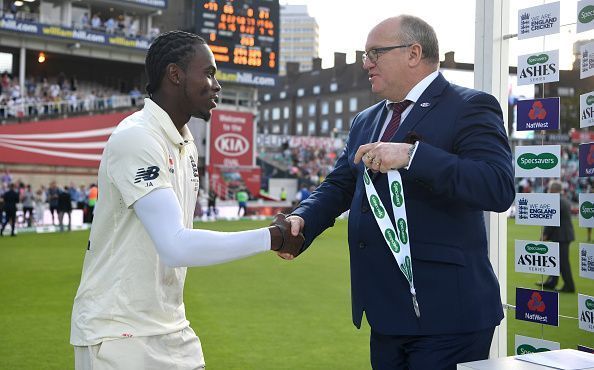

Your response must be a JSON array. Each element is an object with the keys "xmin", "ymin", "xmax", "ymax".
[{"xmin": 404, "ymin": 141, "xmax": 419, "ymax": 170}]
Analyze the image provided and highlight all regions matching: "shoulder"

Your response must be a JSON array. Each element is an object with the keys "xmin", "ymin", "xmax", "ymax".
[
  {"xmin": 445, "ymin": 83, "xmax": 500, "ymax": 108},
  {"xmin": 107, "ymin": 111, "xmax": 164, "ymax": 154}
]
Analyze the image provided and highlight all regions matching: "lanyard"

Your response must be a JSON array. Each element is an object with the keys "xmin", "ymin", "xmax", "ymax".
[{"xmin": 363, "ymin": 168, "xmax": 420, "ymax": 318}]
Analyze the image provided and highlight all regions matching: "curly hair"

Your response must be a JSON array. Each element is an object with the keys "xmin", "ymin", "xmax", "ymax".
[{"xmin": 145, "ymin": 30, "xmax": 206, "ymax": 96}]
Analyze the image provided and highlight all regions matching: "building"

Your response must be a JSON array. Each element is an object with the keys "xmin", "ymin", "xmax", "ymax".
[{"xmin": 278, "ymin": 4, "xmax": 318, "ymax": 75}]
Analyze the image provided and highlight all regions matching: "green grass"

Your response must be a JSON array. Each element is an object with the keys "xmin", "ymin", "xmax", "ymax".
[{"xmin": 0, "ymin": 218, "xmax": 592, "ymax": 369}]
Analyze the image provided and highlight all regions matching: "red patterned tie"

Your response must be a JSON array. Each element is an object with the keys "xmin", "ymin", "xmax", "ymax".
[{"xmin": 381, "ymin": 100, "xmax": 412, "ymax": 142}]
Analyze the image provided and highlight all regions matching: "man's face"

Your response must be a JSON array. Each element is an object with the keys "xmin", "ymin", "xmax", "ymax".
[
  {"xmin": 180, "ymin": 44, "xmax": 221, "ymax": 121},
  {"xmin": 363, "ymin": 21, "xmax": 409, "ymax": 101}
]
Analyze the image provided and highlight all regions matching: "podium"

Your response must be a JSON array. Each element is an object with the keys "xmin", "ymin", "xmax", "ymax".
[{"xmin": 458, "ymin": 349, "xmax": 594, "ymax": 370}]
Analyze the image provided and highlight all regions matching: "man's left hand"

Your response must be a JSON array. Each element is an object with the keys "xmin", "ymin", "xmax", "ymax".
[{"xmin": 354, "ymin": 141, "xmax": 412, "ymax": 172}]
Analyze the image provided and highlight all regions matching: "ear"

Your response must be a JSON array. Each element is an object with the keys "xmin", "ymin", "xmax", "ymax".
[
  {"xmin": 408, "ymin": 44, "xmax": 423, "ymax": 67},
  {"xmin": 165, "ymin": 63, "xmax": 183, "ymax": 86}
]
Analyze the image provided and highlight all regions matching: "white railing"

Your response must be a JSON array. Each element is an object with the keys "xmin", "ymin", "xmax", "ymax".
[{"xmin": 0, "ymin": 95, "xmax": 141, "ymax": 122}]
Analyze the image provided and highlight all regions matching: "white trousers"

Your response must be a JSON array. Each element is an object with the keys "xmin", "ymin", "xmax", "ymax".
[{"xmin": 74, "ymin": 327, "xmax": 205, "ymax": 370}]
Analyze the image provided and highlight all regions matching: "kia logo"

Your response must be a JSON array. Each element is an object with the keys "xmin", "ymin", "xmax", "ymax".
[{"xmin": 215, "ymin": 134, "xmax": 249, "ymax": 157}]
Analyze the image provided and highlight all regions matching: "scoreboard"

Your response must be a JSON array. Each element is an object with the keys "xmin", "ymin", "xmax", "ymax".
[{"xmin": 196, "ymin": 0, "xmax": 279, "ymax": 76}]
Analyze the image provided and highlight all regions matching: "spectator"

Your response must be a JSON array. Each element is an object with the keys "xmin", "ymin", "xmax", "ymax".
[
  {"xmin": 21, "ymin": 184, "xmax": 34, "ymax": 227},
  {"xmin": 47, "ymin": 181, "xmax": 60, "ymax": 225},
  {"xmin": 236, "ymin": 188, "xmax": 248, "ymax": 217},
  {"xmin": 91, "ymin": 13, "xmax": 101, "ymax": 30},
  {"xmin": 1, "ymin": 182, "xmax": 18, "ymax": 236},
  {"xmin": 57, "ymin": 186, "xmax": 73, "ymax": 232},
  {"xmin": 87, "ymin": 183, "xmax": 98, "ymax": 223},
  {"xmin": 207, "ymin": 189, "xmax": 217, "ymax": 217}
]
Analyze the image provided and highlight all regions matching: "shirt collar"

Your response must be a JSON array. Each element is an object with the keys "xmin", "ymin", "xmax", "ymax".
[
  {"xmin": 384, "ymin": 70, "xmax": 439, "ymax": 108},
  {"xmin": 143, "ymin": 98, "xmax": 194, "ymax": 147}
]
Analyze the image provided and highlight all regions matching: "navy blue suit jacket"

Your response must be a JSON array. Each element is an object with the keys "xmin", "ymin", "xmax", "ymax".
[{"xmin": 292, "ymin": 73, "xmax": 515, "ymax": 336}]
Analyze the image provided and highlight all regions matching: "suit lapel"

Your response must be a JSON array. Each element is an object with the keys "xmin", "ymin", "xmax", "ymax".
[
  {"xmin": 369, "ymin": 103, "xmax": 390, "ymax": 143},
  {"xmin": 393, "ymin": 73, "xmax": 450, "ymax": 142}
]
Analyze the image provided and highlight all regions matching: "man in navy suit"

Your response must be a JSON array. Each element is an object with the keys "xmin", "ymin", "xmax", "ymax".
[{"xmin": 275, "ymin": 15, "xmax": 515, "ymax": 369}]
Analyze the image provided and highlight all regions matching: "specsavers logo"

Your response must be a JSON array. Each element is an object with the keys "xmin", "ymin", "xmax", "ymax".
[
  {"xmin": 370, "ymin": 195, "xmax": 385, "ymax": 219},
  {"xmin": 385, "ymin": 229, "xmax": 400, "ymax": 253},
  {"xmin": 528, "ymin": 54, "xmax": 549, "ymax": 65},
  {"xmin": 579, "ymin": 5, "xmax": 594, "ymax": 24},
  {"xmin": 517, "ymin": 153, "xmax": 558, "ymax": 170},
  {"xmin": 397, "ymin": 218, "xmax": 408, "ymax": 244},
  {"xmin": 581, "ymin": 201, "xmax": 594, "ymax": 219},
  {"xmin": 517, "ymin": 344, "xmax": 550, "ymax": 355},
  {"xmin": 587, "ymin": 95, "xmax": 594, "ymax": 105},
  {"xmin": 390, "ymin": 180, "xmax": 403, "ymax": 207},
  {"xmin": 586, "ymin": 299, "xmax": 594, "ymax": 310},
  {"xmin": 525, "ymin": 243, "xmax": 549, "ymax": 254}
]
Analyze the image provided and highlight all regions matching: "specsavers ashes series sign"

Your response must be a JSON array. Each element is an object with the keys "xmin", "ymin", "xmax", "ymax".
[
  {"xmin": 518, "ymin": 50, "xmax": 559, "ymax": 86},
  {"xmin": 579, "ymin": 294, "xmax": 594, "ymax": 333},
  {"xmin": 515, "ymin": 240, "xmax": 559, "ymax": 276},
  {"xmin": 515, "ymin": 145, "xmax": 560, "ymax": 177}
]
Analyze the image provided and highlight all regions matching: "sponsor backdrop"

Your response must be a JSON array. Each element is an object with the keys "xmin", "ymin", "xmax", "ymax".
[
  {"xmin": 516, "ymin": 98, "xmax": 560, "ymax": 131},
  {"xmin": 512, "ymin": 3, "xmax": 594, "ymax": 351},
  {"xmin": 579, "ymin": 193, "xmax": 594, "ymax": 228},
  {"xmin": 515, "ymin": 240, "xmax": 560, "ymax": 276},
  {"xmin": 514, "ymin": 145, "xmax": 560, "ymax": 177},
  {"xmin": 208, "ymin": 110, "xmax": 261, "ymax": 197},
  {"xmin": 518, "ymin": 2, "xmax": 560, "ymax": 40},
  {"xmin": 515, "ymin": 193, "xmax": 560, "ymax": 227},
  {"xmin": 517, "ymin": 49, "xmax": 559, "ymax": 86},
  {"xmin": 515, "ymin": 335, "xmax": 560, "ymax": 355},
  {"xmin": 516, "ymin": 288, "xmax": 559, "ymax": 326},
  {"xmin": 579, "ymin": 243, "xmax": 594, "ymax": 280}
]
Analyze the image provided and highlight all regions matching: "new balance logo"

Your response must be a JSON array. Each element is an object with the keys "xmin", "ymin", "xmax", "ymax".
[{"xmin": 134, "ymin": 166, "xmax": 160, "ymax": 184}]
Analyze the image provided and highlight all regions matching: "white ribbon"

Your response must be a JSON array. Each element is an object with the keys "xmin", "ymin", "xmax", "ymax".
[{"xmin": 363, "ymin": 168, "xmax": 420, "ymax": 318}]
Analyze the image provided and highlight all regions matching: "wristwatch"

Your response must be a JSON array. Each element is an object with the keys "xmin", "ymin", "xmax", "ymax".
[{"xmin": 407, "ymin": 141, "xmax": 418, "ymax": 165}]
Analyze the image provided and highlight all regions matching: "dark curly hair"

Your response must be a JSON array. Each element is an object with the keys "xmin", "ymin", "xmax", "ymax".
[{"xmin": 145, "ymin": 30, "xmax": 206, "ymax": 97}]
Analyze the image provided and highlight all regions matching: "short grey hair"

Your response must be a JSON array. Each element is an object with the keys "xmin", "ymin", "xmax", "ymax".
[{"xmin": 397, "ymin": 15, "xmax": 440, "ymax": 65}]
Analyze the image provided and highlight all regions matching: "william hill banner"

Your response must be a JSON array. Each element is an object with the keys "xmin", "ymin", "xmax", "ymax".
[
  {"xmin": 514, "ymin": 145, "xmax": 560, "ymax": 177},
  {"xmin": 0, "ymin": 17, "xmax": 151, "ymax": 50}
]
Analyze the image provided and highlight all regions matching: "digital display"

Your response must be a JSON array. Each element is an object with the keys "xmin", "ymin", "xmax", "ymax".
[{"xmin": 197, "ymin": 0, "xmax": 279, "ymax": 75}]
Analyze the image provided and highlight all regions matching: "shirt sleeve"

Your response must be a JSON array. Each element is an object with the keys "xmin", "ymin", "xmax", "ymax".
[
  {"xmin": 133, "ymin": 187, "xmax": 270, "ymax": 267},
  {"xmin": 106, "ymin": 128, "xmax": 173, "ymax": 208}
]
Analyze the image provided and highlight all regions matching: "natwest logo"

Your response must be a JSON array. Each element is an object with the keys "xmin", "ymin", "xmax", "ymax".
[{"xmin": 214, "ymin": 133, "xmax": 249, "ymax": 157}]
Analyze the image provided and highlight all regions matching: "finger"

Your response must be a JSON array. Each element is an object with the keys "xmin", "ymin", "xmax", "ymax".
[
  {"xmin": 354, "ymin": 142, "xmax": 378, "ymax": 164},
  {"xmin": 288, "ymin": 216, "xmax": 303, "ymax": 236}
]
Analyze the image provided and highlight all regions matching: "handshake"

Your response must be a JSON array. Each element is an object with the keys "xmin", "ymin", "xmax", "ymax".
[{"xmin": 268, "ymin": 213, "xmax": 305, "ymax": 259}]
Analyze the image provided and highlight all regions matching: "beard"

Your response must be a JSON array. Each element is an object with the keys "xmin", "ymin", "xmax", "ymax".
[{"xmin": 183, "ymin": 82, "xmax": 212, "ymax": 121}]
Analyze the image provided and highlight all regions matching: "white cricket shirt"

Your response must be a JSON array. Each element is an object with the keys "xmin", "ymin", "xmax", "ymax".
[{"xmin": 71, "ymin": 98, "xmax": 201, "ymax": 345}]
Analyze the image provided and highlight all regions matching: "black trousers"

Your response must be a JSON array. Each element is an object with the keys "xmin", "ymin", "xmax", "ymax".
[
  {"xmin": 370, "ymin": 327, "xmax": 495, "ymax": 370},
  {"xmin": 546, "ymin": 242, "xmax": 574, "ymax": 290}
]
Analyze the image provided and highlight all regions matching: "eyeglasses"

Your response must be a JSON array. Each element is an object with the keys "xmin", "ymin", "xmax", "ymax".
[{"xmin": 362, "ymin": 44, "xmax": 413, "ymax": 64}]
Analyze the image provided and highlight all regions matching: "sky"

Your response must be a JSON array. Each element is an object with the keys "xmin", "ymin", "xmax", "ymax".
[{"xmin": 280, "ymin": 0, "xmax": 594, "ymax": 71}]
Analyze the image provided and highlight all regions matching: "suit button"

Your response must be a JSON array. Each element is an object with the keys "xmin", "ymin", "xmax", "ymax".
[{"xmin": 359, "ymin": 242, "xmax": 366, "ymax": 249}]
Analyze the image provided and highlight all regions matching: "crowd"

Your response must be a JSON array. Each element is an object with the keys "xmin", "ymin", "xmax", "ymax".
[
  {"xmin": 0, "ymin": 170, "xmax": 98, "ymax": 235},
  {"xmin": 259, "ymin": 141, "xmax": 341, "ymax": 188},
  {"xmin": 0, "ymin": 71, "xmax": 143, "ymax": 123}
]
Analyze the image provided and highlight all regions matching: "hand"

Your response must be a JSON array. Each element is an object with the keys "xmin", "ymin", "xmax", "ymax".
[
  {"xmin": 354, "ymin": 141, "xmax": 413, "ymax": 172},
  {"xmin": 269, "ymin": 213, "xmax": 305, "ymax": 260}
]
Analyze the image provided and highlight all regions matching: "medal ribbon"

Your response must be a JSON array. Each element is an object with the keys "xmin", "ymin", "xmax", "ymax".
[{"xmin": 363, "ymin": 168, "xmax": 420, "ymax": 318}]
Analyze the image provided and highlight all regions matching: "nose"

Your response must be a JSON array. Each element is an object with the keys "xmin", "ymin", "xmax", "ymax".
[
  {"xmin": 362, "ymin": 57, "xmax": 374, "ymax": 71},
  {"xmin": 213, "ymin": 77, "xmax": 221, "ymax": 92}
]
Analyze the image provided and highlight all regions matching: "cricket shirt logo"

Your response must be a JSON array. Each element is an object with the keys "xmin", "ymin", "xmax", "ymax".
[{"xmin": 134, "ymin": 166, "xmax": 160, "ymax": 186}]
